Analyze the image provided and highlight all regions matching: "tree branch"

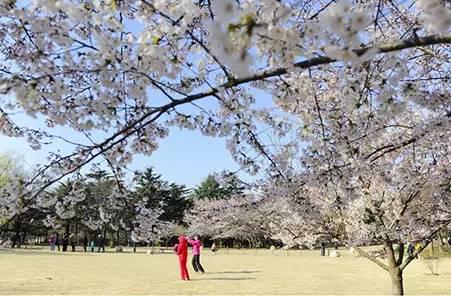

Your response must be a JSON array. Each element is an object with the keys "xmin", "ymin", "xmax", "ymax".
[
  {"xmin": 400, "ymin": 220, "xmax": 451, "ymax": 270},
  {"xmin": 354, "ymin": 246, "xmax": 389, "ymax": 271},
  {"xmin": 229, "ymin": 34, "xmax": 451, "ymax": 87}
]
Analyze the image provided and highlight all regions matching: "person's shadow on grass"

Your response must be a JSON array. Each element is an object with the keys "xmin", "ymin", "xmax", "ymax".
[
  {"xmin": 190, "ymin": 277, "xmax": 256, "ymax": 281},
  {"xmin": 190, "ymin": 270, "xmax": 260, "ymax": 281},
  {"xmin": 207, "ymin": 270, "xmax": 261, "ymax": 274}
]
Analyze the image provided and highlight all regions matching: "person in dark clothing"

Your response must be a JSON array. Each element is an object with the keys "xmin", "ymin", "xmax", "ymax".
[
  {"xmin": 69, "ymin": 233, "xmax": 76, "ymax": 252},
  {"xmin": 97, "ymin": 235, "xmax": 105, "ymax": 252},
  {"xmin": 11, "ymin": 233, "xmax": 18, "ymax": 249},
  {"xmin": 55, "ymin": 233, "xmax": 60, "ymax": 251},
  {"xmin": 320, "ymin": 242, "xmax": 326, "ymax": 256},
  {"xmin": 407, "ymin": 242, "xmax": 415, "ymax": 258},
  {"xmin": 62, "ymin": 233, "xmax": 69, "ymax": 252},
  {"xmin": 83, "ymin": 235, "xmax": 88, "ymax": 252}
]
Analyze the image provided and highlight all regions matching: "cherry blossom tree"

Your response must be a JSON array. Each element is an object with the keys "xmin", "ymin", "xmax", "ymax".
[
  {"xmin": 36, "ymin": 169, "xmax": 174, "ymax": 246},
  {"xmin": 0, "ymin": 0, "xmax": 450, "ymax": 294},
  {"xmin": 260, "ymin": 14, "xmax": 450, "ymax": 292},
  {"xmin": 185, "ymin": 193, "xmax": 269, "ymax": 246}
]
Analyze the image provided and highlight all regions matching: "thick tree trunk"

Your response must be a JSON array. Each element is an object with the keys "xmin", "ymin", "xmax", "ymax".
[
  {"xmin": 389, "ymin": 267, "xmax": 404, "ymax": 295},
  {"xmin": 385, "ymin": 240, "xmax": 405, "ymax": 295}
]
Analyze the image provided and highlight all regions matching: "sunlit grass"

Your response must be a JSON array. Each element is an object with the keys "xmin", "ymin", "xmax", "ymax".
[{"xmin": 1, "ymin": 247, "xmax": 450, "ymax": 295}]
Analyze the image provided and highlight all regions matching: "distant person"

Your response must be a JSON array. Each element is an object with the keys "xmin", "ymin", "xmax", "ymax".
[
  {"xmin": 62, "ymin": 233, "xmax": 69, "ymax": 252},
  {"xmin": 49, "ymin": 234, "xmax": 56, "ymax": 251},
  {"xmin": 448, "ymin": 237, "xmax": 451, "ymax": 247},
  {"xmin": 90, "ymin": 239, "xmax": 96, "ymax": 252},
  {"xmin": 407, "ymin": 242, "xmax": 415, "ymax": 258},
  {"xmin": 11, "ymin": 233, "xmax": 18, "ymax": 248},
  {"xmin": 83, "ymin": 235, "xmax": 88, "ymax": 252},
  {"xmin": 415, "ymin": 242, "xmax": 422, "ymax": 259},
  {"xmin": 211, "ymin": 242, "xmax": 217, "ymax": 253},
  {"xmin": 97, "ymin": 235, "xmax": 105, "ymax": 253},
  {"xmin": 55, "ymin": 233, "xmax": 60, "ymax": 251},
  {"xmin": 176, "ymin": 235, "xmax": 190, "ymax": 281},
  {"xmin": 69, "ymin": 233, "xmax": 76, "ymax": 252},
  {"xmin": 188, "ymin": 236, "xmax": 205, "ymax": 273},
  {"xmin": 320, "ymin": 242, "xmax": 326, "ymax": 256},
  {"xmin": 127, "ymin": 237, "xmax": 136, "ymax": 253}
]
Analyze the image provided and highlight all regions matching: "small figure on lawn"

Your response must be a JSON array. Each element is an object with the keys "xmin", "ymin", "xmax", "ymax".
[
  {"xmin": 97, "ymin": 234, "xmax": 105, "ymax": 253},
  {"xmin": 55, "ymin": 233, "xmax": 61, "ymax": 251},
  {"xmin": 414, "ymin": 241, "xmax": 422, "ymax": 259},
  {"xmin": 62, "ymin": 233, "xmax": 69, "ymax": 252},
  {"xmin": 69, "ymin": 233, "xmax": 76, "ymax": 252},
  {"xmin": 407, "ymin": 242, "xmax": 415, "ymax": 258},
  {"xmin": 176, "ymin": 235, "xmax": 190, "ymax": 281},
  {"xmin": 211, "ymin": 242, "xmax": 217, "ymax": 253},
  {"xmin": 83, "ymin": 235, "xmax": 88, "ymax": 252},
  {"xmin": 320, "ymin": 242, "xmax": 326, "ymax": 256},
  {"xmin": 90, "ymin": 239, "xmax": 96, "ymax": 252}
]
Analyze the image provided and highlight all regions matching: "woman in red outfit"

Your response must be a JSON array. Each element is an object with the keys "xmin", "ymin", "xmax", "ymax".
[{"xmin": 176, "ymin": 235, "xmax": 190, "ymax": 280}]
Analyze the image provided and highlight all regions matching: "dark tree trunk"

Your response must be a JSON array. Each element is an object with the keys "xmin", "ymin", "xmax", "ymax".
[
  {"xmin": 75, "ymin": 223, "xmax": 79, "ymax": 245},
  {"xmin": 109, "ymin": 231, "xmax": 114, "ymax": 248},
  {"xmin": 21, "ymin": 230, "xmax": 27, "ymax": 245}
]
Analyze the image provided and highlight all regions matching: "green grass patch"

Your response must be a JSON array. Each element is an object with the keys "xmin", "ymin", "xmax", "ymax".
[{"xmin": 0, "ymin": 248, "xmax": 450, "ymax": 295}]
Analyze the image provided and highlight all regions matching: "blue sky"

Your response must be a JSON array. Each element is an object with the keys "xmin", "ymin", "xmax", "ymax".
[
  {"xmin": 0, "ymin": 90, "xmax": 272, "ymax": 188},
  {"xmin": 0, "ymin": 122, "xmax": 247, "ymax": 188},
  {"xmin": 0, "ymin": 3, "xmax": 281, "ymax": 188},
  {"xmin": 0, "ymin": 87, "xmax": 278, "ymax": 188}
]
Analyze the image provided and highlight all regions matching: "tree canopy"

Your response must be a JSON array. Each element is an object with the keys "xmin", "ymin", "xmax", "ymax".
[{"xmin": 0, "ymin": 1, "xmax": 450, "ymax": 294}]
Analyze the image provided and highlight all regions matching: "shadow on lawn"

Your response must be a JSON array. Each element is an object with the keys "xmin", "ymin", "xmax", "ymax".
[
  {"xmin": 208, "ymin": 270, "xmax": 261, "ymax": 274},
  {"xmin": 0, "ymin": 250, "xmax": 111, "ymax": 256},
  {"xmin": 191, "ymin": 277, "xmax": 256, "ymax": 281}
]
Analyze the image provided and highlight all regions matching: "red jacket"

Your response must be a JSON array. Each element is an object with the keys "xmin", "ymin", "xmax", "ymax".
[{"xmin": 177, "ymin": 236, "xmax": 188, "ymax": 257}]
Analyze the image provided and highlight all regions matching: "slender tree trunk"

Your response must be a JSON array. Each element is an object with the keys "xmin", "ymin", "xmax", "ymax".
[
  {"xmin": 389, "ymin": 267, "xmax": 404, "ymax": 296},
  {"xmin": 109, "ymin": 231, "xmax": 114, "ymax": 248},
  {"xmin": 21, "ymin": 229, "xmax": 27, "ymax": 245},
  {"xmin": 75, "ymin": 223, "xmax": 79, "ymax": 245},
  {"xmin": 103, "ymin": 226, "xmax": 107, "ymax": 246}
]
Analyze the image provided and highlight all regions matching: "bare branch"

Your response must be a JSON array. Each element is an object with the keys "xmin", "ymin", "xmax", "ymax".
[{"xmin": 354, "ymin": 246, "xmax": 389, "ymax": 271}]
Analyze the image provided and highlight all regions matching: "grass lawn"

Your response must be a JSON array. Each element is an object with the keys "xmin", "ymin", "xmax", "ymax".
[{"xmin": 1, "ymin": 247, "xmax": 450, "ymax": 295}]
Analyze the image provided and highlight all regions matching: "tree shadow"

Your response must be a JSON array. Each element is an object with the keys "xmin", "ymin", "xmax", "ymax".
[
  {"xmin": 191, "ymin": 277, "xmax": 256, "ymax": 281},
  {"xmin": 207, "ymin": 270, "xmax": 261, "ymax": 274}
]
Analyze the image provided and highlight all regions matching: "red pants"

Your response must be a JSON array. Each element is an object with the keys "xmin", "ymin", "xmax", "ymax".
[{"xmin": 178, "ymin": 255, "xmax": 190, "ymax": 280}]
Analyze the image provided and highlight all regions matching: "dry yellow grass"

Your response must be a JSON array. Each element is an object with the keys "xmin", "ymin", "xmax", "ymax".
[{"xmin": 1, "ymin": 247, "xmax": 450, "ymax": 295}]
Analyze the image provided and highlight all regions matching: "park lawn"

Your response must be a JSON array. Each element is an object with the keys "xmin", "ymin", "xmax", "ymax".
[{"xmin": 0, "ymin": 248, "xmax": 450, "ymax": 295}]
